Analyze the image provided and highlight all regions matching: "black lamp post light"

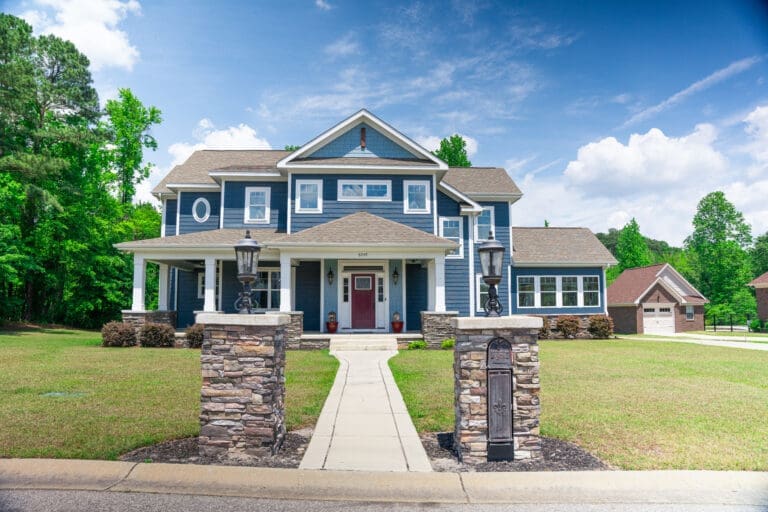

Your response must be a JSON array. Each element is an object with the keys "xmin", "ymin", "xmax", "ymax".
[
  {"xmin": 234, "ymin": 230, "xmax": 262, "ymax": 314},
  {"xmin": 478, "ymin": 231, "xmax": 505, "ymax": 317}
]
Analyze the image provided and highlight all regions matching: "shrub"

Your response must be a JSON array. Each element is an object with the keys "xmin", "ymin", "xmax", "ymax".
[
  {"xmin": 555, "ymin": 315, "xmax": 581, "ymax": 339},
  {"xmin": 185, "ymin": 324, "xmax": 204, "ymax": 348},
  {"xmin": 101, "ymin": 321, "xmax": 136, "ymax": 347},
  {"xmin": 749, "ymin": 318, "xmax": 764, "ymax": 333},
  {"xmin": 139, "ymin": 322, "xmax": 176, "ymax": 348},
  {"xmin": 408, "ymin": 340, "xmax": 427, "ymax": 350},
  {"xmin": 440, "ymin": 338, "xmax": 455, "ymax": 349},
  {"xmin": 587, "ymin": 315, "xmax": 614, "ymax": 339},
  {"xmin": 538, "ymin": 316, "xmax": 551, "ymax": 339}
]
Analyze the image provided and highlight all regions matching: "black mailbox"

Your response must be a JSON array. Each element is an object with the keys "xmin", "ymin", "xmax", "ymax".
[{"xmin": 487, "ymin": 337, "xmax": 513, "ymax": 461}]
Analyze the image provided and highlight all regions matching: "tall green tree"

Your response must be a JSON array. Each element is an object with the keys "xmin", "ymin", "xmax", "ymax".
[
  {"xmin": 685, "ymin": 191, "xmax": 753, "ymax": 309},
  {"xmin": 101, "ymin": 88, "xmax": 162, "ymax": 204},
  {"xmin": 433, "ymin": 134, "xmax": 472, "ymax": 167},
  {"xmin": 616, "ymin": 218, "xmax": 652, "ymax": 270},
  {"xmin": 751, "ymin": 232, "xmax": 768, "ymax": 278}
]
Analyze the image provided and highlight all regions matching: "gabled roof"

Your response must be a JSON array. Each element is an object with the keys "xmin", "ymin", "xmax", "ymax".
[
  {"xmin": 270, "ymin": 212, "xmax": 456, "ymax": 248},
  {"xmin": 608, "ymin": 263, "xmax": 708, "ymax": 305},
  {"xmin": 749, "ymin": 271, "xmax": 768, "ymax": 288},
  {"xmin": 115, "ymin": 228, "xmax": 284, "ymax": 250},
  {"xmin": 442, "ymin": 168, "xmax": 522, "ymax": 199},
  {"xmin": 511, "ymin": 227, "xmax": 617, "ymax": 266},
  {"xmin": 153, "ymin": 150, "xmax": 289, "ymax": 195},
  {"xmin": 277, "ymin": 109, "xmax": 447, "ymax": 170}
]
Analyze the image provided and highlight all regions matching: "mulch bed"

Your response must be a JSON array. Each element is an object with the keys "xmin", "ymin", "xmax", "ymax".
[
  {"xmin": 121, "ymin": 429, "xmax": 609, "ymax": 472},
  {"xmin": 420, "ymin": 432, "xmax": 611, "ymax": 472}
]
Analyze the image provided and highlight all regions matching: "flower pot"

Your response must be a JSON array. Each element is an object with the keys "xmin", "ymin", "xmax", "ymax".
[
  {"xmin": 326, "ymin": 321, "xmax": 338, "ymax": 334},
  {"xmin": 391, "ymin": 321, "xmax": 404, "ymax": 333}
]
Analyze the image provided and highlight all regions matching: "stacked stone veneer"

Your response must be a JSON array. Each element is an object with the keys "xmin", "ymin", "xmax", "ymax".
[
  {"xmin": 197, "ymin": 313, "xmax": 288, "ymax": 460},
  {"xmin": 269, "ymin": 311, "xmax": 303, "ymax": 349},
  {"xmin": 452, "ymin": 316, "xmax": 543, "ymax": 464},
  {"xmin": 122, "ymin": 310, "xmax": 177, "ymax": 334},
  {"xmin": 421, "ymin": 311, "xmax": 458, "ymax": 348}
]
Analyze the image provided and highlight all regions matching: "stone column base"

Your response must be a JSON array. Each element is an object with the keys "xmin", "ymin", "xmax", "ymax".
[
  {"xmin": 268, "ymin": 311, "xmax": 303, "ymax": 349},
  {"xmin": 121, "ymin": 310, "xmax": 177, "ymax": 335},
  {"xmin": 421, "ymin": 311, "xmax": 458, "ymax": 348}
]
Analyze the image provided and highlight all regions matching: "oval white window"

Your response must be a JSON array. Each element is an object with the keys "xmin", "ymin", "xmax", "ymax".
[{"xmin": 192, "ymin": 197, "xmax": 210, "ymax": 223}]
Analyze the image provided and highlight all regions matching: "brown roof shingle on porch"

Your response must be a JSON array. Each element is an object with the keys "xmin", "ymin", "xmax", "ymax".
[
  {"xmin": 512, "ymin": 227, "xmax": 617, "ymax": 266},
  {"xmin": 271, "ymin": 212, "xmax": 457, "ymax": 248},
  {"xmin": 115, "ymin": 228, "xmax": 284, "ymax": 250}
]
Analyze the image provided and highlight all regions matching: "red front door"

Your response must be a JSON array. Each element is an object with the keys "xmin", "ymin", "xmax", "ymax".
[{"xmin": 351, "ymin": 273, "xmax": 375, "ymax": 329}]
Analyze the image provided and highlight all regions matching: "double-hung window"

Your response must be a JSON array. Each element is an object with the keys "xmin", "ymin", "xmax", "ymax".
[
  {"xmin": 403, "ymin": 180, "xmax": 431, "ymax": 213},
  {"xmin": 252, "ymin": 270, "xmax": 280, "ymax": 310},
  {"xmin": 295, "ymin": 179, "xmax": 322, "ymax": 213},
  {"xmin": 562, "ymin": 277, "xmax": 578, "ymax": 306},
  {"xmin": 439, "ymin": 217, "xmax": 463, "ymax": 258},
  {"xmin": 540, "ymin": 277, "xmax": 557, "ymax": 307},
  {"xmin": 517, "ymin": 276, "xmax": 535, "ymax": 307},
  {"xmin": 583, "ymin": 276, "xmax": 599, "ymax": 306},
  {"xmin": 475, "ymin": 207, "xmax": 495, "ymax": 241},
  {"xmin": 685, "ymin": 305, "xmax": 694, "ymax": 321},
  {"xmin": 476, "ymin": 274, "xmax": 490, "ymax": 312},
  {"xmin": 338, "ymin": 180, "xmax": 391, "ymax": 201},
  {"xmin": 244, "ymin": 187, "xmax": 270, "ymax": 224}
]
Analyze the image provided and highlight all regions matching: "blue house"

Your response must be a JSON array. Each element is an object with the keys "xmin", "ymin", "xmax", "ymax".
[{"xmin": 117, "ymin": 110, "xmax": 615, "ymax": 341}]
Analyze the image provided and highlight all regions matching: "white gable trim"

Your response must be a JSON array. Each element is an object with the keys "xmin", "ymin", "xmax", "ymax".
[
  {"xmin": 656, "ymin": 263, "xmax": 707, "ymax": 302},
  {"xmin": 437, "ymin": 181, "xmax": 482, "ymax": 212},
  {"xmin": 277, "ymin": 109, "xmax": 448, "ymax": 170},
  {"xmin": 634, "ymin": 277, "xmax": 686, "ymax": 305}
]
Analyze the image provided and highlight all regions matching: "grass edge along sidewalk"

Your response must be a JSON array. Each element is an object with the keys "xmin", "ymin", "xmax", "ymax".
[
  {"xmin": 389, "ymin": 340, "xmax": 768, "ymax": 471},
  {"xmin": 0, "ymin": 327, "xmax": 338, "ymax": 460}
]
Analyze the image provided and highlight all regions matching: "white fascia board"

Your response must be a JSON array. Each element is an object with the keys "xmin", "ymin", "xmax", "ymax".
[
  {"xmin": 276, "ymin": 248, "xmax": 448, "ymax": 260},
  {"xmin": 658, "ymin": 263, "xmax": 708, "ymax": 301},
  {"xmin": 281, "ymin": 163, "xmax": 440, "ymax": 172},
  {"xmin": 468, "ymin": 193, "xmax": 523, "ymax": 203},
  {"xmin": 752, "ymin": 283, "xmax": 768, "ymax": 289},
  {"xmin": 633, "ymin": 277, "xmax": 685, "ymax": 305},
  {"xmin": 438, "ymin": 182, "xmax": 482, "ymax": 210},
  {"xmin": 460, "ymin": 205, "xmax": 483, "ymax": 215},
  {"xmin": 511, "ymin": 262, "xmax": 617, "ymax": 268},
  {"xmin": 268, "ymin": 242, "xmax": 455, "ymax": 250},
  {"xmin": 277, "ymin": 109, "xmax": 448, "ymax": 169},
  {"xmin": 113, "ymin": 247, "xmax": 282, "ymax": 260},
  {"xmin": 166, "ymin": 183, "xmax": 221, "ymax": 192},
  {"xmin": 208, "ymin": 171, "xmax": 283, "ymax": 180}
]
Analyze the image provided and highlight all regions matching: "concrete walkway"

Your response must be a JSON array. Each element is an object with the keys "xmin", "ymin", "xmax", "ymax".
[
  {"xmin": 299, "ymin": 337, "xmax": 431, "ymax": 472},
  {"xmin": 620, "ymin": 333, "xmax": 768, "ymax": 351}
]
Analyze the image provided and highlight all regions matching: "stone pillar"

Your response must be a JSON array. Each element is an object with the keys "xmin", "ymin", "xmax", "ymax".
[
  {"xmin": 268, "ymin": 311, "xmax": 303, "ymax": 349},
  {"xmin": 196, "ymin": 312, "xmax": 289, "ymax": 460},
  {"xmin": 452, "ymin": 316, "xmax": 543, "ymax": 464},
  {"xmin": 121, "ymin": 310, "xmax": 178, "ymax": 335},
  {"xmin": 421, "ymin": 311, "xmax": 459, "ymax": 348}
]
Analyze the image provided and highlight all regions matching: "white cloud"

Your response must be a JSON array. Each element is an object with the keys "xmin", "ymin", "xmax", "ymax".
[
  {"xmin": 324, "ymin": 33, "xmax": 359, "ymax": 58},
  {"xmin": 564, "ymin": 124, "xmax": 727, "ymax": 197},
  {"xmin": 133, "ymin": 119, "xmax": 272, "ymax": 205},
  {"xmin": 508, "ymin": 22, "xmax": 578, "ymax": 50},
  {"xmin": 623, "ymin": 56, "xmax": 762, "ymax": 127},
  {"xmin": 20, "ymin": 0, "xmax": 141, "ymax": 72},
  {"xmin": 315, "ymin": 0, "xmax": 332, "ymax": 10},
  {"xmin": 743, "ymin": 104, "xmax": 768, "ymax": 173},
  {"xmin": 415, "ymin": 133, "xmax": 477, "ymax": 157},
  {"xmin": 504, "ymin": 156, "xmax": 537, "ymax": 173}
]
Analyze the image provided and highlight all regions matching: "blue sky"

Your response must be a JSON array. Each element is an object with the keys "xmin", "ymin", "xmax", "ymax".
[{"xmin": 6, "ymin": 0, "xmax": 768, "ymax": 244}]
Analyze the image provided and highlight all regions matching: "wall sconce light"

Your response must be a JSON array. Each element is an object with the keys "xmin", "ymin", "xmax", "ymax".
[
  {"xmin": 392, "ymin": 267, "xmax": 400, "ymax": 285},
  {"xmin": 327, "ymin": 268, "xmax": 335, "ymax": 285}
]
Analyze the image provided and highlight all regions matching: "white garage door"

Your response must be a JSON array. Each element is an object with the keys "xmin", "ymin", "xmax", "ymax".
[{"xmin": 642, "ymin": 305, "xmax": 675, "ymax": 335}]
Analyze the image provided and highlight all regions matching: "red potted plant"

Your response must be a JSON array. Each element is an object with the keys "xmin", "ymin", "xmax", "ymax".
[
  {"xmin": 326, "ymin": 311, "xmax": 338, "ymax": 333},
  {"xmin": 391, "ymin": 312, "xmax": 404, "ymax": 333}
]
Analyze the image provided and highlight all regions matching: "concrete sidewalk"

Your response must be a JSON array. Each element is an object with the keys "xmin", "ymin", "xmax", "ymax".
[
  {"xmin": 299, "ymin": 348, "xmax": 432, "ymax": 472},
  {"xmin": 1, "ymin": 459, "xmax": 767, "ymax": 506}
]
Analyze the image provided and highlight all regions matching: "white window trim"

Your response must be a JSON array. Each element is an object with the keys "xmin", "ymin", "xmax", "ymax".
[
  {"xmin": 439, "ymin": 216, "xmax": 464, "ymax": 259},
  {"xmin": 474, "ymin": 206, "xmax": 495, "ymax": 242},
  {"xmin": 403, "ymin": 180, "xmax": 431, "ymax": 214},
  {"xmin": 197, "ymin": 272, "xmax": 205, "ymax": 299},
  {"xmin": 191, "ymin": 197, "xmax": 211, "ymax": 223},
  {"xmin": 475, "ymin": 273, "xmax": 490, "ymax": 313},
  {"xmin": 244, "ymin": 186, "xmax": 271, "ymax": 224},
  {"xmin": 685, "ymin": 305, "xmax": 695, "ymax": 321},
  {"xmin": 251, "ymin": 269, "xmax": 281, "ymax": 311},
  {"xmin": 516, "ymin": 275, "xmax": 602, "ymax": 309},
  {"xmin": 337, "ymin": 179, "xmax": 392, "ymax": 202},
  {"xmin": 295, "ymin": 179, "xmax": 323, "ymax": 213}
]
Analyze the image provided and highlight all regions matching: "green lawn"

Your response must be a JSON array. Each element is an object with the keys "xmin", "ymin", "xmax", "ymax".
[
  {"xmin": 0, "ymin": 327, "xmax": 338, "ymax": 460},
  {"xmin": 694, "ymin": 330, "xmax": 768, "ymax": 338},
  {"xmin": 389, "ymin": 340, "xmax": 768, "ymax": 470}
]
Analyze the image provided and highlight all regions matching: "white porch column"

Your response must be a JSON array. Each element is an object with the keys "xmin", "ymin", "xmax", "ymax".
[
  {"xmin": 203, "ymin": 257, "xmax": 216, "ymax": 312},
  {"xmin": 435, "ymin": 254, "xmax": 446, "ymax": 312},
  {"xmin": 280, "ymin": 252, "xmax": 292, "ymax": 312},
  {"xmin": 427, "ymin": 259, "xmax": 436, "ymax": 311},
  {"xmin": 158, "ymin": 263, "xmax": 169, "ymax": 310},
  {"xmin": 131, "ymin": 254, "xmax": 145, "ymax": 311}
]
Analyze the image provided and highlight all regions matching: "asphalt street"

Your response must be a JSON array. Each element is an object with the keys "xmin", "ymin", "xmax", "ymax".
[{"xmin": 1, "ymin": 490, "xmax": 766, "ymax": 512}]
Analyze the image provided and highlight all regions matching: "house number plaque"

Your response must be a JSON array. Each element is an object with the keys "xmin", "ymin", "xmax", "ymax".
[{"xmin": 487, "ymin": 337, "xmax": 513, "ymax": 461}]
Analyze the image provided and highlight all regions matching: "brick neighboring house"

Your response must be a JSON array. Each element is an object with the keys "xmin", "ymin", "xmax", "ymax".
[
  {"xmin": 749, "ymin": 272, "xmax": 768, "ymax": 322},
  {"xmin": 607, "ymin": 263, "xmax": 708, "ymax": 335}
]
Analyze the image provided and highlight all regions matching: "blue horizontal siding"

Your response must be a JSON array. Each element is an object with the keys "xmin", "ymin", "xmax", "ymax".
[
  {"xmin": 223, "ymin": 181, "xmax": 287, "ymax": 231},
  {"xmin": 308, "ymin": 123, "xmax": 417, "ymax": 159},
  {"xmin": 178, "ymin": 192, "xmax": 220, "ymax": 235},
  {"xmin": 472, "ymin": 202, "xmax": 511, "ymax": 314},
  {"xmin": 437, "ymin": 191, "xmax": 469, "ymax": 316},
  {"xmin": 290, "ymin": 174, "xmax": 434, "ymax": 233},
  {"xmin": 164, "ymin": 199, "xmax": 177, "ymax": 236},
  {"xmin": 509, "ymin": 267, "xmax": 605, "ymax": 315}
]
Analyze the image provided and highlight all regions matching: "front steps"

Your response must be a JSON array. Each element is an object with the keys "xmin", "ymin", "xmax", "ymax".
[{"xmin": 327, "ymin": 333, "xmax": 421, "ymax": 351}]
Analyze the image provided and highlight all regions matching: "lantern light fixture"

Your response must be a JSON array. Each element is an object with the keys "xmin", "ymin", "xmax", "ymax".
[
  {"xmin": 477, "ymin": 230, "xmax": 505, "ymax": 317},
  {"xmin": 233, "ymin": 230, "xmax": 261, "ymax": 314}
]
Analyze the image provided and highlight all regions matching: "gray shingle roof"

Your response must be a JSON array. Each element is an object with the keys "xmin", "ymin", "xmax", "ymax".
[
  {"xmin": 272, "ymin": 212, "xmax": 456, "ymax": 248},
  {"xmin": 152, "ymin": 150, "xmax": 290, "ymax": 195},
  {"xmin": 512, "ymin": 227, "xmax": 617, "ymax": 266},
  {"xmin": 290, "ymin": 156, "xmax": 436, "ymax": 167},
  {"xmin": 442, "ymin": 168, "xmax": 522, "ymax": 197},
  {"xmin": 115, "ymin": 228, "xmax": 283, "ymax": 250}
]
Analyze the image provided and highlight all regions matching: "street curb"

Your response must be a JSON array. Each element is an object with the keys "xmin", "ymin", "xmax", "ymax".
[{"xmin": 1, "ymin": 459, "xmax": 768, "ymax": 505}]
